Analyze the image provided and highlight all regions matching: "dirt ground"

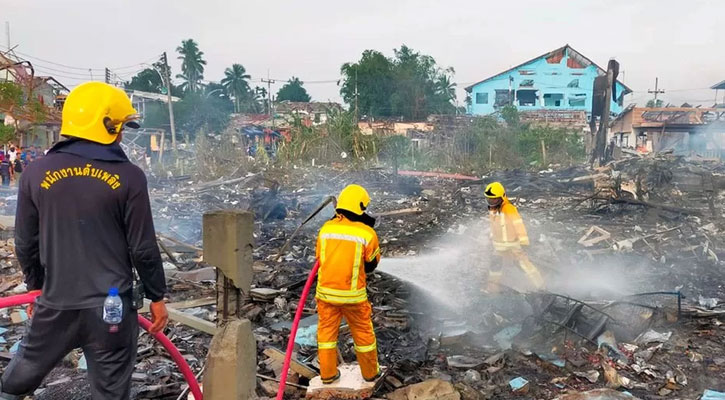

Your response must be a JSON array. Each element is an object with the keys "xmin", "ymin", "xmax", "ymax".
[{"xmin": 0, "ymin": 157, "xmax": 724, "ymax": 399}]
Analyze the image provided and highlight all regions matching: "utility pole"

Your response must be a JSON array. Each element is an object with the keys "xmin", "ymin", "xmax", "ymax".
[
  {"xmin": 354, "ymin": 68, "xmax": 359, "ymax": 121},
  {"xmin": 161, "ymin": 52, "xmax": 177, "ymax": 152},
  {"xmin": 4, "ymin": 22, "xmax": 9, "ymax": 81},
  {"xmin": 104, "ymin": 68, "xmax": 111, "ymax": 84},
  {"xmin": 648, "ymin": 77, "xmax": 665, "ymax": 106},
  {"xmin": 88, "ymin": 69, "xmax": 94, "ymax": 81},
  {"xmin": 262, "ymin": 72, "xmax": 276, "ymax": 129},
  {"xmin": 261, "ymin": 75, "xmax": 275, "ymax": 116}
]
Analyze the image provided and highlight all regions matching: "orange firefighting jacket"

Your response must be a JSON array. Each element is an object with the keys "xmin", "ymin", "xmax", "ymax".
[
  {"xmin": 489, "ymin": 197, "xmax": 530, "ymax": 252},
  {"xmin": 315, "ymin": 214, "xmax": 381, "ymax": 305}
]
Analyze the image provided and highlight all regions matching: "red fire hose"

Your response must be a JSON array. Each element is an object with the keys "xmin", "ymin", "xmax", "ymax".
[
  {"xmin": 0, "ymin": 292, "xmax": 203, "ymax": 400},
  {"xmin": 276, "ymin": 260, "xmax": 320, "ymax": 400}
]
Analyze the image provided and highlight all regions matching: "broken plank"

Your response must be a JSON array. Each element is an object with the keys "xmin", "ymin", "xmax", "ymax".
[
  {"xmin": 156, "ymin": 236, "xmax": 179, "ymax": 264},
  {"xmin": 166, "ymin": 297, "xmax": 216, "ymax": 310},
  {"xmin": 578, "ymin": 226, "xmax": 611, "ymax": 247},
  {"xmin": 166, "ymin": 306, "xmax": 216, "ymax": 335},
  {"xmin": 157, "ymin": 233, "xmax": 203, "ymax": 253},
  {"xmin": 397, "ymin": 170, "xmax": 479, "ymax": 181},
  {"xmin": 264, "ymin": 347, "xmax": 317, "ymax": 379},
  {"xmin": 374, "ymin": 208, "xmax": 423, "ymax": 218},
  {"xmin": 610, "ymin": 198, "xmax": 702, "ymax": 216},
  {"xmin": 141, "ymin": 300, "xmax": 216, "ymax": 335}
]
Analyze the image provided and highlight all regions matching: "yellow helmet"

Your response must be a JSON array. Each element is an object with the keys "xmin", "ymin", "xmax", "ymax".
[
  {"xmin": 61, "ymin": 82, "xmax": 140, "ymax": 145},
  {"xmin": 336, "ymin": 184, "xmax": 371, "ymax": 215},
  {"xmin": 484, "ymin": 182, "xmax": 505, "ymax": 199}
]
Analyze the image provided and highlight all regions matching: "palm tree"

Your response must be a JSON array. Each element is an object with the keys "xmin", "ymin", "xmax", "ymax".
[
  {"xmin": 252, "ymin": 86, "xmax": 266, "ymax": 113},
  {"xmin": 221, "ymin": 64, "xmax": 251, "ymax": 113},
  {"xmin": 436, "ymin": 75, "xmax": 456, "ymax": 103},
  {"xmin": 176, "ymin": 39, "xmax": 207, "ymax": 93}
]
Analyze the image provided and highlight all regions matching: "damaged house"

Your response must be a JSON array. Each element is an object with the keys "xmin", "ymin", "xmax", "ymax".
[
  {"xmin": 465, "ymin": 44, "xmax": 631, "ymax": 131},
  {"xmin": 610, "ymin": 105, "xmax": 725, "ymax": 157},
  {"xmin": 275, "ymin": 101, "xmax": 342, "ymax": 126}
]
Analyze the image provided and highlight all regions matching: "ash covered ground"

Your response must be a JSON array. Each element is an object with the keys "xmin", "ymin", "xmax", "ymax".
[{"xmin": 0, "ymin": 155, "xmax": 724, "ymax": 399}]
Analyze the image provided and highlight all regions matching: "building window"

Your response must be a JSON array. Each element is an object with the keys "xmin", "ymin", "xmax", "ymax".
[
  {"xmin": 544, "ymin": 93, "xmax": 564, "ymax": 107},
  {"xmin": 475, "ymin": 92, "xmax": 488, "ymax": 104},
  {"xmin": 519, "ymin": 79, "xmax": 534, "ymax": 88},
  {"xmin": 494, "ymin": 90, "xmax": 512, "ymax": 108},
  {"xmin": 621, "ymin": 134, "xmax": 629, "ymax": 147},
  {"xmin": 569, "ymin": 93, "xmax": 587, "ymax": 107},
  {"xmin": 517, "ymin": 90, "xmax": 537, "ymax": 106},
  {"xmin": 314, "ymin": 113, "xmax": 321, "ymax": 123}
]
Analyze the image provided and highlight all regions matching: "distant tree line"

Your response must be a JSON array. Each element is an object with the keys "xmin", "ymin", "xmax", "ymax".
[
  {"xmin": 339, "ymin": 45, "xmax": 459, "ymax": 120},
  {"xmin": 125, "ymin": 40, "xmax": 460, "ymax": 137}
]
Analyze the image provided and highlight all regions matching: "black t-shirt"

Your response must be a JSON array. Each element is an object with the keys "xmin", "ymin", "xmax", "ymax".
[
  {"xmin": 15, "ymin": 139, "xmax": 167, "ymax": 309},
  {"xmin": 0, "ymin": 160, "xmax": 10, "ymax": 176},
  {"xmin": 14, "ymin": 159, "xmax": 23, "ymax": 173}
]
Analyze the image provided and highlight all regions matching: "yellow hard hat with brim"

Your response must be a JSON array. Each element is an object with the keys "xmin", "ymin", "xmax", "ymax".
[
  {"xmin": 484, "ymin": 182, "xmax": 505, "ymax": 198},
  {"xmin": 336, "ymin": 184, "xmax": 371, "ymax": 216},
  {"xmin": 61, "ymin": 81, "xmax": 140, "ymax": 145}
]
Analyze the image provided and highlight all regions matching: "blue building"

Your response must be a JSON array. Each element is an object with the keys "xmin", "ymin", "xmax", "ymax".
[{"xmin": 465, "ymin": 45, "xmax": 631, "ymax": 117}]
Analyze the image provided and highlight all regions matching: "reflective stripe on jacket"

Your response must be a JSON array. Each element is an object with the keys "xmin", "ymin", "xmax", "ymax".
[
  {"xmin": 315, "ymin": 215, "xmax": 381, "ymax": 304},
  {"xmin": 489, "ymin": 198, "xmax": 529, "ymax": 252}
]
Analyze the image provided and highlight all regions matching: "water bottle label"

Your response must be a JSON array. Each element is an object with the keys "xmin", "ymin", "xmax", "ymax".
[{"xmin": 109, "ymin": 324, "xmax": 119, "ymax": 333}]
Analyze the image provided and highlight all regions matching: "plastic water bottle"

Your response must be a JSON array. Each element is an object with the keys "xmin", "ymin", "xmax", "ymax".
[{"xmin": 103, "ymin": 287, "xmax": 123, "ymax": 325}]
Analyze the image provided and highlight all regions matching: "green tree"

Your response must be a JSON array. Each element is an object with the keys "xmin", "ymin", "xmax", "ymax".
[
  {"xmin": 276, "ymin": 77, "xmax": 311, "ymax": 102},
  {"xmin": 0, "ymin": 123, "xmax": 15, "ymax": 145},
  {"xmin": 340, "ymin": 50, "xmax": 395, "ymax": 117},
  {"xmin": 646, "ymin": 99, "xmax": 664, "ymax": 107},
  {"xmin": 391, "ymin": 45, "xmax": 456, "ymax": 119},
  {"xmin": 252, "ymin": 86, "xmax": 266, "ymax": 113},
  {"xmin": 339, "ymin": 46, "xmax": 456, "ymax": 120},
  {"xmin": 221, "ymin": 64, "xmax": 251, "ymax": 113},
  {"xmin": 176, "ymin": 39, "xmax": 207, "ymax": 94},
  {"xmin": 500, "ymin": 105, "xmax": 520, "ymax": 127},
  {"xmin": 125, "ymin": 68, "xmax": 164, "ymax": 93},
  {"xmin": 140, "ymin": 102, "xmax": 169, "ymax": 129},
  {"xmin": 435, "ymin": 72, "xmax": 457, "ymax": 111},
  {"xmin": 174, "ymin": 92, "xmax": 231, "ymax": 137}
]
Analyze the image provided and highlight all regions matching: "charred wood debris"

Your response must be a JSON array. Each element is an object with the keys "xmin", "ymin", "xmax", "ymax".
[{"xmin": 0, "ymin": 153, "xmax": 723, "ymax": 399}]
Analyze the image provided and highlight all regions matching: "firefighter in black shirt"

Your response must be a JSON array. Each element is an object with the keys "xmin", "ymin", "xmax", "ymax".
[{"xmin": 0, "ymin": 82, "xmax": 169, "ymax": 399}]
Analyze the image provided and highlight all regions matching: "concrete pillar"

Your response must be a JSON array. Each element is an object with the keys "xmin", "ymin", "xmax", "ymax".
[
  {"xmin": 203, "ymin": 210, "xmax": 254, "ymax": 320},
  {"xmin": 203, "ymin": 211, "xmax": 257, "ymax": 399},
  {"xmin": 203, "ymin": 319, "xmax": 257, "ymax": 400}
]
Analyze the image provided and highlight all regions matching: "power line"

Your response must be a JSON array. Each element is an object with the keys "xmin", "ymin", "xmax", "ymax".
[
  {"xmin": 1, "ymin": 46, "xmax": 161, "ymax": 72},
  {"xmin": 31, "ymin": 63, "xmax": 101, "ymax": 78}
]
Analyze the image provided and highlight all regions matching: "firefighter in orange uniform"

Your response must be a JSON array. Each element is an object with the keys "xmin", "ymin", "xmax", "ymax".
[
  {"xmin": 485, "ymin": 182, "xmax": 545, "ymax": 292},
  {"xmin": 316, "ymin": 184, "xmax": 381, "ymax": 384}
]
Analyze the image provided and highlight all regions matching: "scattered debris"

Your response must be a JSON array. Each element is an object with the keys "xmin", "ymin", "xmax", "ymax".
[
  {"xmin": 703, "ymin": 390, "xmax": 725, "ymax": 400},
  {"xmin": 387, "ymin": 379, "xmax": 461, "ymax": 400},
  {"xmin": 509, "ymin": 377, "xmax": 529, "ymax": 394}
]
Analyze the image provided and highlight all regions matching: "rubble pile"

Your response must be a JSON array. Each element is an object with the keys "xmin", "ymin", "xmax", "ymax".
[{"xmin": 0, "ymin": 156, "xmax": 723, "ymax": 399}]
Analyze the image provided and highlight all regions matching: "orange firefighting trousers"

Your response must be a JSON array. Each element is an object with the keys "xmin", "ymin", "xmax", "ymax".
[
  {"xmin": 317, "ymin": 300, "xmax": 379, "ymax": 381},
  {"xmin": 487, "ymin": 249, "xmax": 544, "ymax": 292}
]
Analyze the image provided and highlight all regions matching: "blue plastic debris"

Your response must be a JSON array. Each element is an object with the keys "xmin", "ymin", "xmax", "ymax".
[
  {"xmin": 703, "ymin": 390, "xmax": 725, "ymax": 400},
  {"xmin": 509, "ymin": 377, "xmax": 529, "ymax": 391},
  {"xmin": 537, "ymin": 352, "xmax": 566, "ymax": 367},
  {"xmin": 9, "ymin": 341, "xmax": 20, "ymax": 354},
  {"xmin": 78, "ymin": 354, "xmax": 88, "ymax": 370},
  {"xmin": 0, "ymin": 327, "xmax": 8, "ymax": 335},
  {"xmin": 294, "ymin": 323, "xmax": 318, "ymax": 347},
  {"xmin": 494, "ymin": 324, "xmax": 522, "ymax": 350}
]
